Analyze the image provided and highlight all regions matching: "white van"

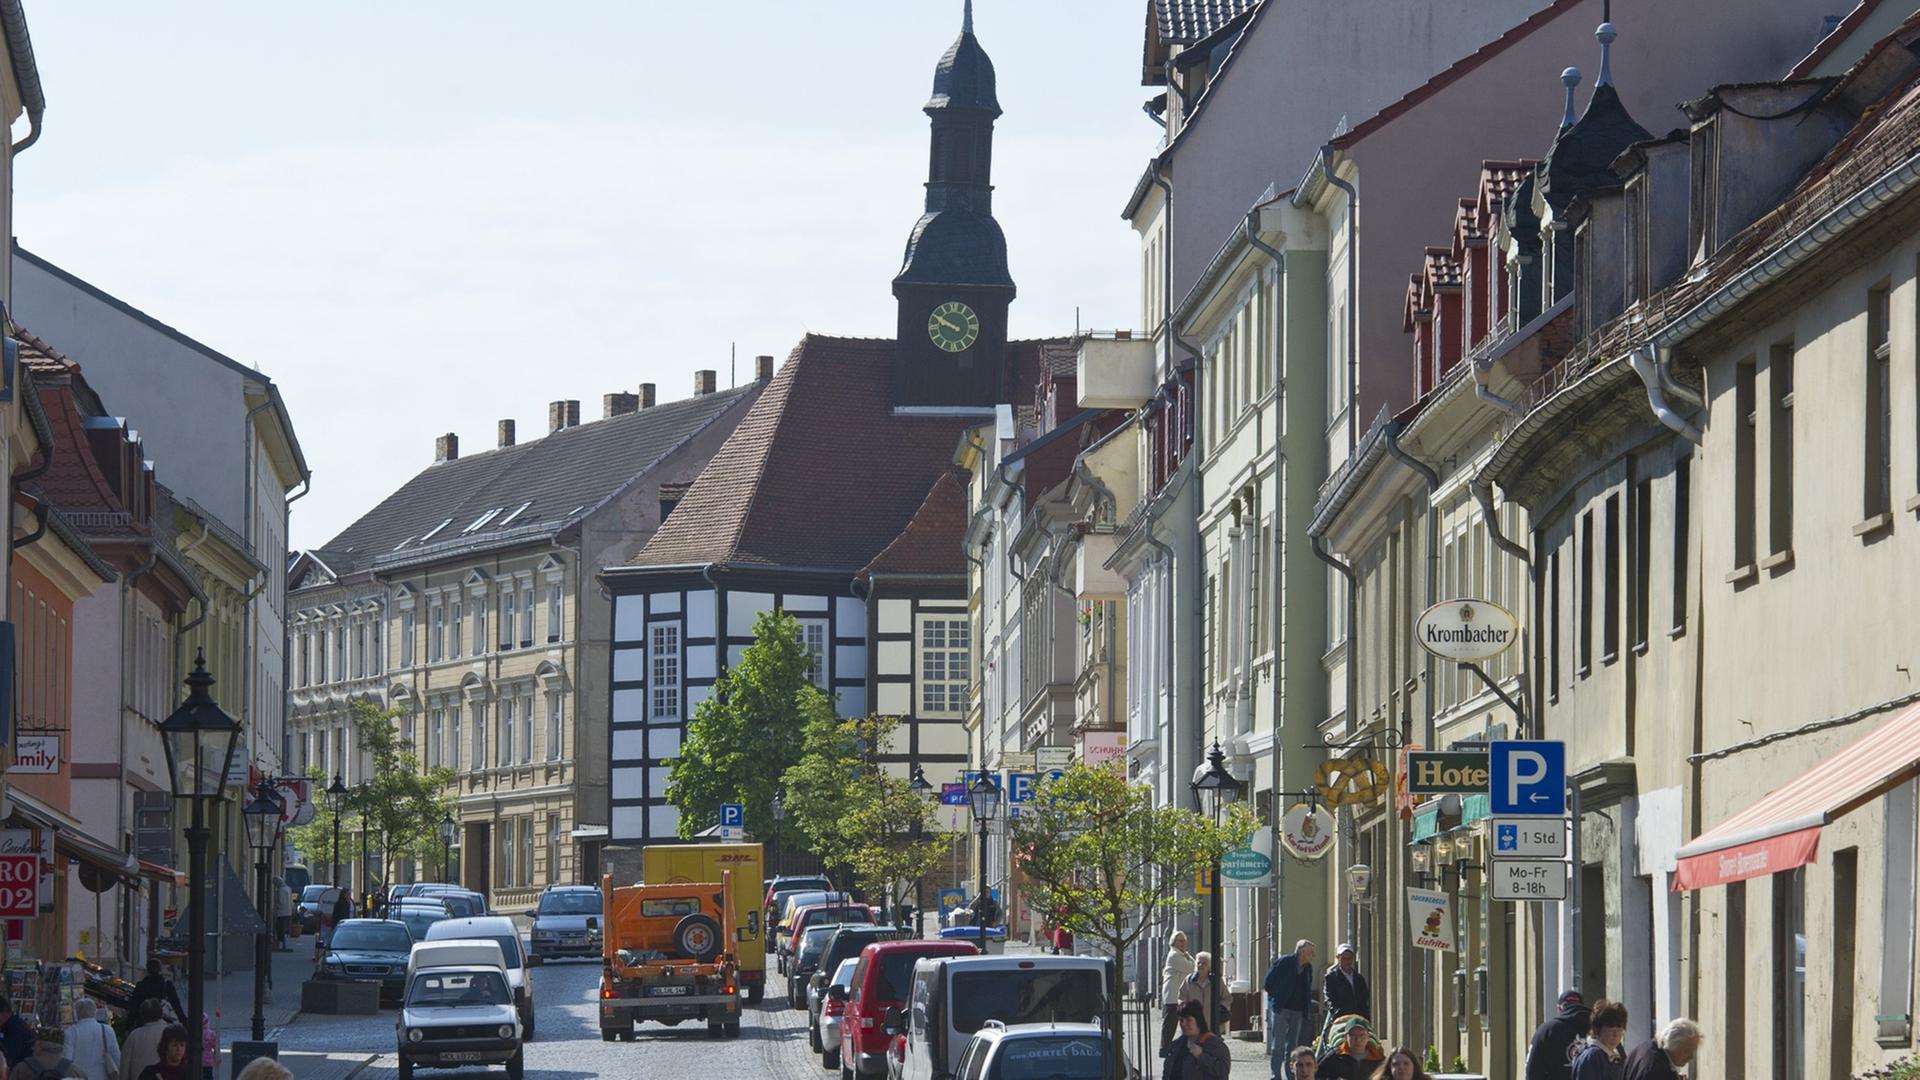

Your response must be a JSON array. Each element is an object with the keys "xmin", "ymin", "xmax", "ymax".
[
  {"xmin": 423, "ymin": 916, "xmax": 537, "ymax": 1040},
  {"xmin": 408, "ymin": 939, "xmax": 507, "ymax": 980},
  {"xmin": 892, "ymin": 954, "xmax": 1112, "ymax": 1080}
]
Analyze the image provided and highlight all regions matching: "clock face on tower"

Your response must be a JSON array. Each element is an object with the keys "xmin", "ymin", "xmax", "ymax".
[{"xmin": 927, "ymin": 301, "xmax": 981, "ymax": 353}]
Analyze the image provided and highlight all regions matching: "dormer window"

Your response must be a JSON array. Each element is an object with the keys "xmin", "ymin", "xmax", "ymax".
[{"xmin": 1688, "ymin": 118, "xmax": 1718, "ymax": 264}]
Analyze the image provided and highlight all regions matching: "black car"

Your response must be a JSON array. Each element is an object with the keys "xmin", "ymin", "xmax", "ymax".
[
  {"xmin": 805, "ymin": 924, "xmax": 898, "ymax": 1023},
  {"xmin": 320, "ymin": 918, "xmax": 415, "ymax": 1001}
]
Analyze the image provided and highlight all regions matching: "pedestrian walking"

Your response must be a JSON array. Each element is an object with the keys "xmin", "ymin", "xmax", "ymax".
[
  {"xmin": 1623, "ymin": 1017, "xmax": 1700, "ymax": 1080},
  {"xmin": 1159, "ymin": 930, "xmax": 1194, "ymax": 1054},
  {"xmin": 1569, "ymin": 999, "xmax": 1628, "ymax": 1080},
  {"xmin": 8, "ymin": 1026, "xmax": 83, "ymax": 1080},
  {"xmin": 131, "ymin": 1027, "xmax": 190, "ymax": 1080},
  {"xmin": 0, "ymin": 1000, "xmax": 35, "ymax": 1068},
  {"xmin": 61, "ymin": 1000, "xmax": 116, "ymax": 1080},
  {"xmin": 123, "ymin": 964, "xmax": 183, "ymax": 1039},
  {"xmin": 1264, "ymin": 939, "xmax": 1316, "ymax": 1080},
  {"xmin": 1322, "ymin": 943, "xmax": 1370, "ymax": 1028},
  {"xmin": 1160, "ymin": 1001, "xmax": 1231, "ymax": 1080},
  {"xmin": 271, "ymin": 878, "xmax": 291, "ymax": 951},
  {"xmin": 1314, "ymin": 1015, "xmax": 1383, "ymax": 1080},
  {"xmin": 1178, "ymin": 951, "xmax": 1227, "ymax": 1035},
  {"xmin": 118, "ymin": 1003, "xmax": 167, "ymax": 1080},
  {"xmin": 1369, "ymin": 1047, "xmax": 1431, "ymax": 1080},
  {"xmin": 1524, "ymin": 989, "xmax": 1591, "ymax": 1080}
]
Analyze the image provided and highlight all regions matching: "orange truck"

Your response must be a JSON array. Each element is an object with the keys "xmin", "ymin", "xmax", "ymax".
[{"xmin": 598, "ymin": 870, "xmax": 742, "ymax": 1041}]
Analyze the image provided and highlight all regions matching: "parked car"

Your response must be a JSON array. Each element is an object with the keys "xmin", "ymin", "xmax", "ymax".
[
  {"xmin": 781, "ymin": 901, "xmax": 875, "ymax": 976},
  {"xmin": 396, "ymin": 965, "xmax": 524, "ymax": 1080},
  {"xmin": 950, "ymin": 1021, "xmax": 1125, "ymax": 1080},
  {"xmin": 318, "ymin": 918, "xmax": 415, "ymax": 1001},
  {"xmin": 806, "ymin": 925, "xmax": 900, "ymax": 1017},
  {"xmin": 840, "ymin": 939, "xmax": 977, "ymax": 1079},
  {"xmin": 774, "ymin": 890, "xmax": 851, "ymax": 969},
  {"xmin": 816, "ymin": 957, "xmax": 858, "ymax": 1068},
  {"xmin": 788, "ymin": 923, "xmax": 846, "ymax": 1010},
  {"xmin": 423, "ymin": 915, "xmax": 537, "ymax": 1040},
  {"xmin": 393, "ymin": 902, "xmax": 453, "ymax": 941},
  {"xmin": 283, "ymin": 863, "xmax": 311, "ymax": 895},
  {"xmin": 891, "ymin": 955, "xmax": 1112, "ymax": 1080},
  {"xmin": 297, "ymin": 884, "xmax": 337, "ymax": 933},
  {"xmin": 762, "ymin": 876, "xmax": 832, "ymax": 952},
  {"xmin": 528, "ymin": 885, "xmax": 602, "ymax": 960}
]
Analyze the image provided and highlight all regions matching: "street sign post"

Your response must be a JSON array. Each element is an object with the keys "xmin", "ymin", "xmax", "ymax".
[
  {"xmin": 1490, "ymin": 858, "xmax": 1570, "ymax": 901},
  {"xmin": 1489, "ymin": 740, "xmax": 1566, "ymax": 816},
  {"xmin": 719, "ymin": 802, "xmax": 743, "ymax": 841},
  {"xmin": 1491, "ymin": 817, "xmax": 1568, "ymax": 859}
]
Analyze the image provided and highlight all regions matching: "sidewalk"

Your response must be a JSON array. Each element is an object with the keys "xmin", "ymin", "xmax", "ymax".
[{"xmin": 207, "ymin": 938, "xmax": 380, "ymax": 1079}]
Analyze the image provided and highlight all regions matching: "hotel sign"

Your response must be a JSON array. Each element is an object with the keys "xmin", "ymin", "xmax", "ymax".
[{"xmin": 1416, "ymin": 599, "xmax": 1518, "ymax": 663}]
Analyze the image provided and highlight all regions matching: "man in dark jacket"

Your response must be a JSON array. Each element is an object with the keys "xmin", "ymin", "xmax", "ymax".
[
  {"xmin": 0, "ymin": 999, "xmax": 32, "ymax": 1067},
  {"xmin": 1323, "ymin": 943, "xmax": 1369, "ymax": 1020},
  {"xmin": 126, "ymin": 960, "xmax": 186, "ymax": 1033},
  {"xmin": 1263, "ymin": 939, "xmax": 1316, "ymax": 1080},
  {"xmin": 1525, "ymin": 989, "xmax": 1591, "ymax": 1080}
]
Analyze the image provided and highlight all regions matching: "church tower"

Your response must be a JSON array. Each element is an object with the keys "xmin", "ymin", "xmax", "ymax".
[{"xmin": 892, "ymin": 1, "xmax": 1016, "ymax": 410}]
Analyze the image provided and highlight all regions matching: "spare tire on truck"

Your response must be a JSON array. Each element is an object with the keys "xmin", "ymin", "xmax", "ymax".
[{"xmin": 672, "ymin": 913, "xmax": 724, "ymax": 963}]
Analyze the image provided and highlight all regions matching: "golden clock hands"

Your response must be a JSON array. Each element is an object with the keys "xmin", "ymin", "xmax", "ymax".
[{"xmin": 935, "ymin": 315, "xmax": 961, "ymax": 332}]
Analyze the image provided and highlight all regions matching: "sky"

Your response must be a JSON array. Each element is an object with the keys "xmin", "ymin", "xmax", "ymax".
[{"xmin": 12, "ymin": 1, "xmax": 1150, "ymax": 548}]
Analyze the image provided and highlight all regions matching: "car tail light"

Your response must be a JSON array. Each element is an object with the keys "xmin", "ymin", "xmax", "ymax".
[
  {"xmin": 824, "ymin": 1000, "xmax": 844, "ymax": 1017},
  {"xmin": 601, "ymin": 986, "xmax": 614, "ymax": 999}
]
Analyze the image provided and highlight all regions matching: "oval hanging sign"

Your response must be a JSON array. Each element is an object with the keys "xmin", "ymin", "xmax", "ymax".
[
  {"xmin": 1415, "ymin": 598, "xmax": 1518, "ymax": 662},
  {"xmin": 1279, "ymin": 802, "xmax": 1336, "ymax": 861}
]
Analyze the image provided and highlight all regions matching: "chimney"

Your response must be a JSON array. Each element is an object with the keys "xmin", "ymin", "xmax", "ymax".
[
  {"xmin": 755, "ymin": 354, "xmax": 774, "ymax": 382},
  {"xmin": 693, "ymin": 370, "xmax": 717, "ymax": 396},
  {"xmin": 548, "ymin": 399, "xmax": 580, "ymax": 433},
  {"xmin": 639, "ymin": 383, "xmax": 657, "ymax": 409},
  {"xmin": 497, "ymin": 419, "xmax": 516, "ymax": 448},
  {"xmin": 604, "ymin": 391, "xmax": 640, "ymax": 419},
  {"xmin": 434, "ymin": 432, "xmax": 459, "ymax": 462}
]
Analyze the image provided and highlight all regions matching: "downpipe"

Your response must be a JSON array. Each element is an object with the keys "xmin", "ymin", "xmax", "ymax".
[
  {"xmin": 1383, "ymin": 430, "xmax": 1439, "ymax": 751},
  {"xmin": 1629, "ymin": 346, "xmax": 1703, "ymax": 445}
]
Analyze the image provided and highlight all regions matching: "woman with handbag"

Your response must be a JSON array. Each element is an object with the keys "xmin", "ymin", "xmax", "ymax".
[{"xmin": 62, "ymin": 1000, "xmax": 117, "ymax": 1080}]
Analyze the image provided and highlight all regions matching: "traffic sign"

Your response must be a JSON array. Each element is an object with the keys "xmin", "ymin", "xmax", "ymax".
[
  {"xmin": 1489, "ymin": 740, "xmax": 1566, "ymax": 816},
  {"xmin": 1490, "ymin": 858, "xmax": 1569, "ymax": 901},
  {"xmin": 1491, "ymin": 817, "xmax": 1567, "ymax": 859},
  {"xmin": 719, "ymin": 802, "xmax": 743, "ymax": 840}
]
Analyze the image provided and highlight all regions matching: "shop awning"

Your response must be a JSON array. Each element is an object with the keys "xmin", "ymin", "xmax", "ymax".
[
  {"xmin": 1675, "ymin": 699, "xmax": 1920, "ymax": 891},
  {"xmin": 9, "ymin": 791, "xmax": 141, "ymax": 885}
]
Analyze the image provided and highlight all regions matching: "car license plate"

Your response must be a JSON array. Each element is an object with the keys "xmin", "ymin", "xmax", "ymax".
[
  {"xmin": 647, "ymin": 985, "xmax": 690, "ymax": 996},
  {"xmin": 442, "ymin": 1052, "xmax": 486, "ymax": 1062}
]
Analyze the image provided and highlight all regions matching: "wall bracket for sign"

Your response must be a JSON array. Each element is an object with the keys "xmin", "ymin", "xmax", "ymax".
[
  {"xmin": 1457, "ymin": 661, "xmax": 1528, "ymax": 730},
  {"xmin": 1305, "ymin": 728, "xmax": 1410, "ymax": 753}
]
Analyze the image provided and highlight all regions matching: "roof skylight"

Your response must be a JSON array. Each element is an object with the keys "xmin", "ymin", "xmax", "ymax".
[
  {"xmin": 419, "ymin": 517, "xmax": 454, "ymax": 541},
  {"xmin": 463, "ymin": 507, "xmax": 504, "ymax": 534},
  {"xmin": 498, "ymin": 501, "xmax": 533, "ymax": 527}
]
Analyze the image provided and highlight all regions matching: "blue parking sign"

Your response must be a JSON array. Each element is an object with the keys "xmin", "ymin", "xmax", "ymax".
[
  {"xmin": 1489, "ymin": 741, "xmax": 1566, "ymax": 816},
  {"xmin": 720, "ymin": 803, "xmax": 743, "ymax": 828}
]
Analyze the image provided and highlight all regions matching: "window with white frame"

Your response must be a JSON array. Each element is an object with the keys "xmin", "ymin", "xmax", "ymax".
[
  {"xmin": 499, "ymin": 698, "xmax": 515, "ymax": 766},
  {"xmin": 496, "ymin": 818, "xmax": 514, "ymax": 888},
  {"xmin": 473, "ymin": 599, "xmax": 486, "ymax": 656},
  {"xmin": 298, "ymin": 633, "xmax": 309, "ymax": 687},
  {"xmin": 547, "ymin": 584, "xmax": 563, "ymax": 643},
  {"xmin": 427, "ymin": 708, "xmax": 442, "ymax": 768},
  {"xmin": 334, "ymin": 728, "xmax": 347, "ymax": 785},
  {"xmin": 448, "ymin": 705, "xmax": 462, "ymax": 771},
  {"xmin": 918, "ymin": 616, "xmax": 968, "ymax": 716},
  {"xmin": 353, "ymin": 623, "xmax": 365, "ymax": 679},
  {"xmin": 548, "ymin": 815, "xmax": 564, "ymax": 882},
  {"xmin": 546, "ymin": 694, "xmax": 562, "ymax": 761},
  {"xmin": 334, "ymin": 626, "xmax": 346, "ymax": 680},
  {"xmin": 800, "ymin": 620, "xmax": 828, "ymax": 689},
  {"xmin": 519, "ymin": 814, "xmax": 534, "ymax": 886},
  {"xmin": 371, "ymin": 619, "xmax": 383, "ymax": 675},
  {"xmin": 401, "ymin": 612, "xmax": 415, "ymax": 667},
  {"xmin": 471, "ymin": 703, "xmax": 485, "ymax": 769},
  {"xmin": 499, "ymin": 588, "xmax": 515, "ymax": 649},
  {"xmin": 650, "ymin": 624, "xmax": 680, "ymax": 719},
  {"xmin": 429, "ymin": 605, "xmax": 444, "ymax": 663},
  {"xmin": 520, "ymin": 693, "xmax": 534, "ymax": 764},
  {"xmin": 520, "ymin": 586, "xmax": 535, "ymax": 646},
  {"xmin": 449, "ymin": 601, "xmax": 463, "ymax": 659}
]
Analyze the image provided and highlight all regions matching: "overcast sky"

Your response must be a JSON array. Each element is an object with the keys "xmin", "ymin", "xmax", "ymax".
[{"xmin": 13, "ymin": 1, "xmax": 1147, "ymax": 548}]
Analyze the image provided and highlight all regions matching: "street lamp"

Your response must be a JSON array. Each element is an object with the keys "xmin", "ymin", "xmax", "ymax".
[
  {"xmin": 439, "ymin": 813, "xmax": 456, "ymax": 884},
  {"xmin": 158, "ymin": 651, "xmax": 244, "ymax": 1066},
  {"xmin": 967, "ymin": 773, "xmax": 1001, "ymax": 952},
  {"xmin": 908, "ymin": 767, "xmax": 934, "ymax": 934},
  {"xmin": 1189, "ymin": 740, "xmax": 1242, "ymax": 964},
  {"xmin": 242, "ymin": 782, "xmax": 285, "ymax": 1043},
  {"xmin": 770, "ymin": 795, "xmax": 786, "ymax": 879},
  {"xmin": 326, "ymin": 773, "xmax": 348, "ymax": 899}
]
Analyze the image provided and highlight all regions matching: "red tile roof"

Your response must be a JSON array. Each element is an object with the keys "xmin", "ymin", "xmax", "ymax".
[
  {"xmin": 632, "ymin": 335, "xmax": 1079, "ymax": 572},
  {"xmin": 858, "ymin": 471, "xmax": 968, "ymax": 579},
  {"xmin": 14, "ymin": 329, "xmax": 78, "ymax": 377},
  {"xmin": 36, "ymin": 384, "xmax": 140, "ymax": 539}
]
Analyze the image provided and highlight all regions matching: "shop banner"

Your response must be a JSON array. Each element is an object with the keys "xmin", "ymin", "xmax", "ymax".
[
  {"xmin": 1279, "ymin": 802, "xmax": 1335, "ymax": 861},
  {"xmin": 7, "ymin": 736, "xmax": 57, "ymax": 774},
  {"xmin": 1407, "ymin": 887, "xmax": 1454, "ymax": 951},
  {"xmin": 0, "ymin": 831, "xmax": 37, "ymax": 919},
  {"xmin": 1221, "ymin": 829, "xmax": 1274, "ymax": 888}
]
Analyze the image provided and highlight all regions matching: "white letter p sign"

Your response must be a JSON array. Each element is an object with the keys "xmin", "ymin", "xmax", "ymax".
[{"xmin": 1508, "ymin": 751, "xmax": 1548, "ymax": 807}]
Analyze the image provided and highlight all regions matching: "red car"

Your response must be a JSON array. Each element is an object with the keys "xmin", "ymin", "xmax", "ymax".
[{"xmin": 839, "ymin": 939, "xmax": 977, "ymax": 1078}]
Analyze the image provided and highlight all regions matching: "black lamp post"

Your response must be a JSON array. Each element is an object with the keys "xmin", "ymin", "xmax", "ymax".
[
  {"xmin": 1190, "ymin": 740, "xmax": 1242, "ymax": 966},
  {"xmin": 769, "ymin": 795, "xmax": 785, "ymax": 879},
  {"xmin": 242, "ymin": 782, "xmax": 284, "ymax": 1042},
  {"xmin": 326, "ymin": 773, "xmax": 347, "ymax": 897},
  {"xmin": 908, "ymin": 767, "xmax": 934, "ymax": 935},
  {"xmin": 967, "ymin": 772, "xmax": 1002, "ymax": 952},
  {"xmin": 439, "ymin": 813, "xmax": 456, "ymax": 883},
  {"xmin": 360, "ymin": 805, "xmax": 372, "ymax": 916},
  {"xmin": 158, "ymin": 652, "xmax": 243, "ymax": 1070}
]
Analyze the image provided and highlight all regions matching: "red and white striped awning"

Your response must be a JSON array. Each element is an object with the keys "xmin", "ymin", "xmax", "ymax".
[{"xmin": 1675, "ymin": 699, "xmax": 1920, "ymax": 891}]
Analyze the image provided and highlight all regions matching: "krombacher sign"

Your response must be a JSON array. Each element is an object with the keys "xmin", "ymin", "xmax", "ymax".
[
  {"xmin": 1406, "ymin": 751, "xmax": 1490, "ymax": 795},
  {"xmin": 1415, "ymin": 598, "xmax": 1518, "ymax": 663}
]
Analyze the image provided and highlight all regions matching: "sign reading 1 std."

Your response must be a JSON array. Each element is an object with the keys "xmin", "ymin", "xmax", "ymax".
[
  {"xmin": 1415, "ymin": 598, "xmax": 1518, "ymax": 663},
  {"xmin": 1492, "ymin": 817, "xmax": 1567, "ymax": 859}
]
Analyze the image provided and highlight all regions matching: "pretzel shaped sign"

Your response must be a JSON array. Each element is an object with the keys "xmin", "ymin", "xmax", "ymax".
[{"xmin": 1313, "ymin": 756, "xmax": 1390, "ymax": 808}]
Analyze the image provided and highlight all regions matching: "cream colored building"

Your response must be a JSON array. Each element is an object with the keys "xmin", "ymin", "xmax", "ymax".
[{"xmin": 292, "ymin": 377, "xmax": 759, "ymax": 911}]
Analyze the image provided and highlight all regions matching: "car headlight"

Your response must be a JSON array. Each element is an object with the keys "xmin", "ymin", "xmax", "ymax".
[
  {"xmin": 407, "ymin": 1028, "xmax": 424, "ymax": 1043},
  {"xmin": 497, "ymin": 1024, "xmax": 515, "ymax": 1039}
]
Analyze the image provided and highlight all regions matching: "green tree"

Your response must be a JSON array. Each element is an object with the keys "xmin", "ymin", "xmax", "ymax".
[
  {"xmin": 667, "ymin": 610, "xmax": 817, "ymax": 843},
  {"xmin": 1010, "ymin": 761, "xmax": 1256, "ymax": 1079},
  {"xmin": 782, "ymin": 712, "xmax": 951, "ymax": 909},
  {"xmin": 287, "ymin": 700, "xmax": 456, "ymax": 890}
]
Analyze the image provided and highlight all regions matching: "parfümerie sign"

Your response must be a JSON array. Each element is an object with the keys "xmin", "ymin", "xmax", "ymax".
[{"xmin": 1415, "ymin": 599, "xmax": 1518, "ymax": 663}]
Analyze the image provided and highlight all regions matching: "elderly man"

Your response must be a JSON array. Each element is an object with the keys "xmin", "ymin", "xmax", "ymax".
[
  {"xmin": 1623, "ymin": 1018, "xmax": 1702, "ymax": 1080},
  {"xmin": 1264, "ymin": 939, "xmax": 1317, "ymax": 1080}
]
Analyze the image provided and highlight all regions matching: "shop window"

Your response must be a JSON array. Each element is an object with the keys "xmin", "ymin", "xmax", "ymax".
[
  {"xmin": 1772, "ymin": 867, "xmax": 1807, "ymax": 1080},
  {"xmin": 1881, "ymin": 781, "xmax": 1917, "ymax": 1047}
]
